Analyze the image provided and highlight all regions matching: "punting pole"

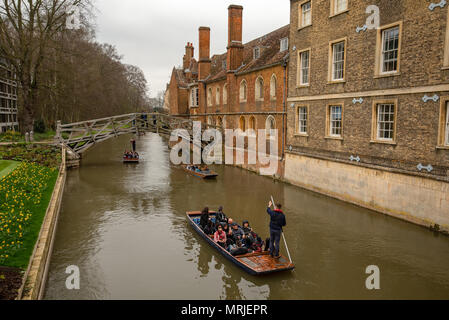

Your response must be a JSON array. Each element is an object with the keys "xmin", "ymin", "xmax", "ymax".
[{"xmin": 271, "ymin": 195, "xmax": 292, "ymax": 264}]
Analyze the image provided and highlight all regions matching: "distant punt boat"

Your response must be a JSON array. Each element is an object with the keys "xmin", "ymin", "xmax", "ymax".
[
  {"xmin": 186, "ymin": 211, "xmax": 295, "ymax": 276},
  {"xmin": 123, "ymin": 156, "xmax": 139, "ymax": 163},
  {"xmin": 181, "ymin": 165, "xmax": 218, "ymax": 179}
]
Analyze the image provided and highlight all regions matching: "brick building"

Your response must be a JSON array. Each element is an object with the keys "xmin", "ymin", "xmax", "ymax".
[
  {"xmin": 285, "ymin": 0, "xmax": 449, "ymax": 231},
  {"xmin": 0, "ymin": 57, "xmax": 19, "ymax": 132},
  {"xmin": 167, "ymin": 5, "xmax": 289, "ymax": 172}
]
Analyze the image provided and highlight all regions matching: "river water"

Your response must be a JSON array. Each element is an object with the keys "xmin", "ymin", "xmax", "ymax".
[{"xmin": 44, "ymin": 133, "xmax": 449, "ymax": 299}]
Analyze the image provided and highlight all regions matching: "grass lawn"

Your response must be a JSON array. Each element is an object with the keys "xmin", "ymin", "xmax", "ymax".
[
  {"xmin": 0, "ymin": 144, "xmax": 61, "ymax": 269},
  {"xmin": 0, "ymin": 160, "xmax": 20, "ymax": 179}
]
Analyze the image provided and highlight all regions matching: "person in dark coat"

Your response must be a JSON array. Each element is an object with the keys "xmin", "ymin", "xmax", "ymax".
[
  {"xmin": 199, "ymin": 207, "xmax": 210, "ymax": 230},
  {"xmin": 216, "ymin": 206, "xmax": 227, "ymax": 223},
  {"xmin": 267, "ymin": 201, "xmax": 286, "ymax": 258}
]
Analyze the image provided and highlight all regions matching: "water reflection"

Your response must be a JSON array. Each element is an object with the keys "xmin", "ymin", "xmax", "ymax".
[{"xmin": 44, "ymin": 133, "xmax": 449, "ymax": 300}]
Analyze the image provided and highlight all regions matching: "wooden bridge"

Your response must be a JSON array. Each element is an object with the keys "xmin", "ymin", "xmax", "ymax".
[{"xmin": 55, "ymin": 113, "xmax": 221, "ymax": 159}]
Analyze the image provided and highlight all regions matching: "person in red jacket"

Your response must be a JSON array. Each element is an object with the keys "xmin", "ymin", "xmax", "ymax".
[{"xmin": 214, "ymin": 225, "xmax": 227, "ymax": 248}]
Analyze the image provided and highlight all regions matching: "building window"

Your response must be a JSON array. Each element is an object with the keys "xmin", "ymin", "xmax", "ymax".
[
  {"xmin": 446, "ymin": 103, "xmax": 449, "ymax": 145},
  {"xmin": 299, "ymin": 1, "xmax": 312, "ymax": 28},
  {"xmin": 249, "ymin": 116, "xmax": 256, "ymax": 130},
  {"xmin": 270, "ymin": 75, "xmax": 277, "ymax": 99},
  {"xmin": 371, "ymin": 100, "xmax": 397, "ymax": 143},
  {"xmin": 298, "ymin": 49, "xmax": 310, "ymax": 86},
  {"xmin": 207, "ymin": 87, "xmax": 213, "ymax": 106},
  {"xmin": 190, "ymin": 87, "xmax": 199, "ymax": 107},
  {"xmin": 240, "ymin": 80, "xmax": 247, "ymax": 102},
  {"xmin": 327, "ymin": 105, "xmax": 343, "ymax": 137},
  {"xmin": 376, "ymin": 23, "xmax": 402, "ymax": 76},
  {"xmin": 265, "ymin": 116, "xmax": 276, "ymax": 139},
  {"xmin": 297, "ymin": 106, "xmax": 308, "ymax": 134},
  {"xmin": 216, "ymin": 87, "xmax": 220, "ymax": 105},
  {"xmin": 330, "ymin": 40, "xmax": 346, "ymax": 81},
  {"xmin": 376, "ymin": 103, "xmax": 395, "ymax": 140},
  {"xmin": 255, "ymin": 77, "xmax": 264, "ymax": 101},
  {"xmin": 254, "ymin": 47, "xmax": 260, "ymax": 60},
  {"xmin": 280, "ymin": 38, "xmax": 289, "ymax": 52},
  {"xmin": 331, "ymin": 0, "xmax": 348, "ymax": 16},
  {"xmin": 217, "ymin": 116, "xmax": 223, "ymax": 128},
  {"xmin": 223, "ymin": 84, "xmax": 228, "ymax": 105},
  {"xmin": 239, "ymin": 116, "xmax": 246, "ymax": 132}
]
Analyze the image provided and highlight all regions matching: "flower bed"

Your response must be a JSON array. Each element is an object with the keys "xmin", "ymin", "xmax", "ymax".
[{"xmin": 0, "ymin": 162, "xmax": 58, "ymax": 268}]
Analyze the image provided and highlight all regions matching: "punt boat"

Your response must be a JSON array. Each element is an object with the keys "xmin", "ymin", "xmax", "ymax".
[
  {"xmin": 186, "ymin": 211, "xmax": 295, "ymax": 275},
  {"xmin": 123, "ymin": 155, "xmax": 140, "ymax": 163},
  {"xmin": 181, "ymin": 165, "xmax": 218, "ymax": 179}
]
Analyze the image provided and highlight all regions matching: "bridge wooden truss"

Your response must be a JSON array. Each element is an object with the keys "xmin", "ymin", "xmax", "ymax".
[{"xmin": 55, "ymin": 113, "xmax": 221, "ymax": 158}]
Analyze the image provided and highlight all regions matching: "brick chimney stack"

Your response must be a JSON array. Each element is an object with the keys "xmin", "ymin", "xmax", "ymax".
[
  {"xmin": 183, "ymin": 42, "xmax": 194, "ymax": 70},
  {"xmin": 227, "ymin": 5, "xmax": 243, "ymax": 71},
  {"xmin": 198, "ymin": 27, "xmax": 211, "ymax": 80}
]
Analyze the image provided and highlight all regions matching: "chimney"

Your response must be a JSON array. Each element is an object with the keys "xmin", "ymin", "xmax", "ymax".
[
  {"xmin": 227, "ymin": 5, "xmax": 243, "ymax": 71},
  {"xmin": 198, "ymin": 27, "xmax": 211, "ymax": 80},
  {"xmin": 183, "ymin": 42, "xmax": 194, "ymax": 70}
]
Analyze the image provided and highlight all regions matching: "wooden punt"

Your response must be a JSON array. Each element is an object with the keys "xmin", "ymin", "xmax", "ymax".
[
  {"xmin": 181, "ymin": 165, "xmax": 218, "ymax": 179},
  {"xmin": 187, "ymin": 211, "xmax": 295, "ymax": 276},
  {"xmin": 123, "ymin": 156, "xmax": 139, "ymax": 163}
]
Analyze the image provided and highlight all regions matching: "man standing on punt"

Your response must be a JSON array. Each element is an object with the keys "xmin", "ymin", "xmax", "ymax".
[{"xmin": 267, "ymin": 201, "xmax": 286, "ymax": 259}]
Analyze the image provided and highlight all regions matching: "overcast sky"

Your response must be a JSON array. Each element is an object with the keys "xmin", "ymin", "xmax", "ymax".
[{"xmin": 94, "ymin": 0, "xmax": 290, "ymax": 98}]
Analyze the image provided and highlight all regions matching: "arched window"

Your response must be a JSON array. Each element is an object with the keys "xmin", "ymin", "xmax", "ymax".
[
  {"xmin": 265, "ymin": 115, "xmax": 276, "ymax": 137},
  {"xmin": 239, "ymin": 116, "xmax": 246, "ymax": 132},
  {"xmin": 207, "ymin": 116, "xmax": 213, "ymax": 126},
  {"xmin": 270, "ymin": 74, "xmax": 277, "ymax": 99},
  {"xmin": 240, "ymin": 80, "xmax": 247, "ymax": 102},
  {"xmin": 223, "ymin": 84, "xmax": 228, "ymax": 105},
  {"xmin": 216, "ymin": 87, "xmax": 220, "ymax": 105},
  {"xmin": 255, "ymin": 76, "xmax": 264, "ymax": 100},
  {"xmin": 216, "ymin": 116, "xmax": 223, "ymax": 128},
  {"xmin": 207, "ymin": 87, "xmax": 212, "ymax": 106},
  {"xmin": 249, "ymin": 116, "xmax": 256, "ymax": 130}
]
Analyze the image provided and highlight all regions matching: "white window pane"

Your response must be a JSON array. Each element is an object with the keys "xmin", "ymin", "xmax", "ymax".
[
  {"xmin": 300, "ymin": 51, "xmax": 310, "ymax": 85},
  {"xmin": 382, "ymin": 27, "xmax": 399, "ymax": 73},
  {"xmin": 329, "ymin": 106, "xmax": 342, "ymax": 136},
  {"xmin": 377, "ymin": 104, "xmax": 395, "ymax": 140},
  {"xmin": 302, "ymin": 2, "xmax": 311, "ymax": 26},
  {"xmin": 335, "ymin": 0, "xmax": 347, "ymax": 13},
  {"xmin": 332, "ymin": 42, "xmax": 345, "ymax": 80}
]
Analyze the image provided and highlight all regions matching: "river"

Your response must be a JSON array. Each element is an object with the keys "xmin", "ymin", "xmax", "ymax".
[{"xmin": 44, "ymin": 133, "xmax": 449, "ymax": 299}]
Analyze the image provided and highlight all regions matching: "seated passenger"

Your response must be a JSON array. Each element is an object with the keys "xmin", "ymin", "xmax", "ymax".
[
  {"xmin": 214, "ymin": 225, "xmax": 227, "ymax": 248},
  {"xmin": 204, "ymin": 220, "xmax": 216, "ymax": 235},
  {"xmin": 228, "ymin": 240, "xmax": 249, "ymax": 256},
  {"xmin": 216, "ymin": 206, "xmax": 227, "ymax": 223},
  {"xmin": 230, "ymin": 223, "xmax": 244, "ymax": 243}
]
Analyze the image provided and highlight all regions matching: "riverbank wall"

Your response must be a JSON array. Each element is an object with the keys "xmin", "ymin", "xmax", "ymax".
[
  {"xmin": 283, "ymin": 152, "xmax": 449, "ymax": 234},
  {"xmin": 18, "ymin": 147, "xmax": 67, "ymax": 300}
]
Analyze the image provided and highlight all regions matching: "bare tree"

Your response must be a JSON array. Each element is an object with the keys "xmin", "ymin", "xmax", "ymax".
[{"xmin": 0, "ymin": 0, "xmax": 90, "ymax": 132}]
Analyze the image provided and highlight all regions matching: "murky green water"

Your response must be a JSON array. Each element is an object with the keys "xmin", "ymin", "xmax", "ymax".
[{"xmin": 44, "ymin": 133, "xmax": 449, "ymax": 299}]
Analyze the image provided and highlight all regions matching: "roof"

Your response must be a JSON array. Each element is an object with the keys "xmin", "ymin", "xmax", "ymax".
[
  {"xmin": 207, "ymin": 24, "xmax": 290, "ymax": 83},
  {"xmin": 172, "ymin": 24, "xmax": 290, "ymax": 87}
]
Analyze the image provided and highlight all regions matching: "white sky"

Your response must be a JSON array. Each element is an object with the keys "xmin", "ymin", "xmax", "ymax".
[{"xmin": 94, "ymin": 0, "xmax": 290, "ymax": 98}]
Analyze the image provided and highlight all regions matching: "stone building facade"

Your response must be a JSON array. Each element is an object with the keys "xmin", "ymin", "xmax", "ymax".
[
  {"xmin": 167, "ymin": 5, "xmax": 289, "ymax": 174},
  {"xmin": 0, "ymin": 57, "xmax": 19, "ymax": 132},
  {"xmin": 285, "ymin": 0, "xmax": 449, "ymax": 232}
]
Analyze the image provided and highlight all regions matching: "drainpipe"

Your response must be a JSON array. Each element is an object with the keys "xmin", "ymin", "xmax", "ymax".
[{"xmin": 282, "ymin": 58, "xmax": 288, "ymax": 161}]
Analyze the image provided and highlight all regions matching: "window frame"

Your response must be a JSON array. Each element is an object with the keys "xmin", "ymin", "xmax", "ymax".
[
  {"xmin": 330, "ymin": 0, "xmax": 348, "ymax": 17},
  {"xmin": 254, "ymin": 47, "xmax": 261, "ymax": 60},
  {"xmin": 207, "ymin": 87, "xmax": 213, "ymax": 106},
  {"xmin": 298, "ymin": 0, "xmax": 312, "ymax": 29},
  {"xmin": 215, "ymin": 87, "xmax": 220, "ymax": 105},
  {"xmin": 371, "ymin": 99, "xmax": 398, "ymax": 144},
  {"xmin": 438, "ymin": 97, "xmax": 449, "ymax": 148},
  {"xmin": 223, "ymin": 84, "xmax": 228, "ymax": 105},
  {"xmin": 328, "ymin": 38, "xmax": 347, "ymax": 83},
  {"xmin": 295, "ymin": 105, "xmax": 309, "ymax": 136},
  {"xmin": 190, "ymin": 87, "xmax": 199, "ymax": 107},
  {"xmin": 270, "ymin": 74, "xmax": 277, "ymax": 100},
  {"xmin": 375, "ymin": 22, "xmax": 402, "ymax": 77},
  {"xmin": 280, "ymin": 37, "xmax": 289, "ymax": 52},
  {"xmin": 326, "ymin": 103, "xmax": 344, "ymax": 139},
  {"xmin": 239, "ymin": 80, "xmax": 247, "ymax": 103},
  {"xmin": 265, "ymin": 115, "xmax": 277, "ymax": 139},
  {"xmin": 297, "ymin": 48, "xmax": 311, "ymax": 87},
  {"xmin": 255, "ymin": 76, "xmax": 264, "ymax": 101}
]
